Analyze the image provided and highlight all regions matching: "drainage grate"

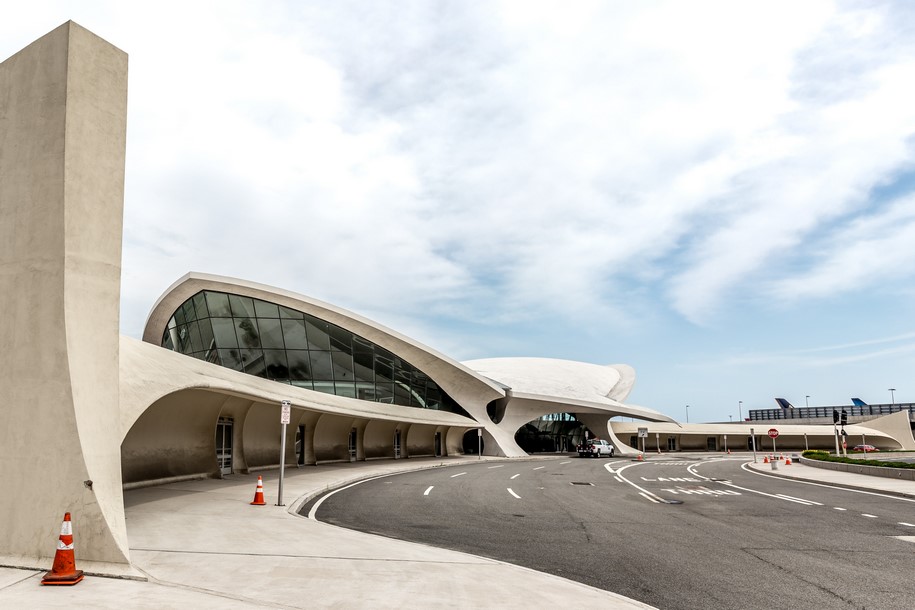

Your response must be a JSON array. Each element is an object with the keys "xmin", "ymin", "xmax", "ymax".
[{"xmin": 570, "ymin": 482, "xmax": 594, "ymax": 486}]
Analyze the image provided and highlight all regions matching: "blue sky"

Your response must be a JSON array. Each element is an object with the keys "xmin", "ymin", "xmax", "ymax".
[{"xmin": 4, "ymin": 1, "xmax": 915, "ymax": 423}]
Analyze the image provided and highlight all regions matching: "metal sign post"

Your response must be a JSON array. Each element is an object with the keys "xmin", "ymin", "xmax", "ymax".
[
  {"xmin": 656, "ymin": 432, "xmax": 660, "ymax": 454},
  {"xmin": 277, "ymin": 400, "xmax": 291, "ymax": 506},
  {"xmin": 477, "ymin": 428, "xmax": 482, "ymax": 460},
  {"xmin": 750, "ymin": 428, "xmax": 757, "ymax": 463},
  {"xmin": 638, "ymin": 427, "xmax": 648, "ymax": 455},
  {"xmin": 724, "ymin": 434, "xmax": 728, "ymax": 454},
  {"xmin": 768, "ymin": 428, "xmax": 779, "ymax": 456}
]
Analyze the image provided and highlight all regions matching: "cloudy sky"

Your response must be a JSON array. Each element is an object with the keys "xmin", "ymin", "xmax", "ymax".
[{"xmin": 5, "ymin": 1, "xmax": 915, "ymax": 423}]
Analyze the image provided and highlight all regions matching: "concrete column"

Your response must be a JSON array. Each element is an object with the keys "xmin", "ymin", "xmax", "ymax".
[{"xmin": 0, "ymin": 22, "xmax": 132, "ymax": 574}]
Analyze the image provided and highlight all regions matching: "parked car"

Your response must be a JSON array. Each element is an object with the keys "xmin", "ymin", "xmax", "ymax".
[
  {"xmin": 851, "ymin": 444, "xmax": 879, "ymax": 452},
  {"xmin": 577, "ymin": 439, "xmax": 615, "ymax": 457}
]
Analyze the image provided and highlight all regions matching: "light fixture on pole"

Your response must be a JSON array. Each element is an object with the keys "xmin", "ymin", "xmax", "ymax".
[{"xmin": 889, "ymin": 388, "xmax": 896, "ymax": 405}]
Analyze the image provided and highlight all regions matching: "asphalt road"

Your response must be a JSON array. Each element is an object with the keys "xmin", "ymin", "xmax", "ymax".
[{"xmin": 303, "ymin": 455, "xmax": 915, "ymax": 609}]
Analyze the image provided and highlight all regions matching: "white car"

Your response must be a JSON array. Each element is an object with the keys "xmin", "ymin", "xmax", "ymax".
[{"xmin": 578, "ymin": 439, "xmax": 615, "ymax": 457}]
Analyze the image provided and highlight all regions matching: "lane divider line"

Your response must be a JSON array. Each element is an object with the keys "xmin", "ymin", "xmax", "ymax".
[
  {"xmin": 488, "ymin": 465, "xmax": 505, "ymax": 469},
  {"xmin": 423, "ymin": 486, "xmax": 434, "ymax": 496},
  {"xmin": 862, "ymin": 514, "xmax": 878, "ymax": 518},
  {"xmin": 639, "ymin": 492, "xmax": 661, "ymax": 504},
  {"xmin": 533, "ymin": 466, "xmax": 545, "ymax": 470},
  {"xmin": 560, "ymin": 461, "xmax": 571, "ymax": 464},
  {"xmin": 899, "ymin": 522, "xmax": 915, "ymax": 527},
  {"xmin": 450, "ymin": 472, "xmax": 467, "ymax": 478},
  {"xmin": 510, "ymin": 474, "xmax": 520, "ymax": 480},
  {"xmin": 834, "ymin": 507, "xmax": 847, "ymax": 511},
  {"xmin": 507, "ymin": 488, "xmax": 521, "ymax": 499},
  {"xmin": 775, "ymin": 494, "xmax": 823, "ymax": 506},
  {"xmin": 605, "ymin": 462, "xmax": 672, "ymax": 504}
]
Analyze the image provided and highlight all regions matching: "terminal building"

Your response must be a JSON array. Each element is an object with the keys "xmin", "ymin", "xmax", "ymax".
[{"xmin": 3, "ymin": 21, "xmax": 913, "ymax": 579}]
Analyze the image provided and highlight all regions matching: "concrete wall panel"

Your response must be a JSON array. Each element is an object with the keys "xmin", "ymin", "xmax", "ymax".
[
  {"xmin": 121, "ymin": 391, "xmax": 226, "ymax": 484},
  {"xmin": 0, "ymin": 22, "xmax": 131, "ymax": 571},
  {"xmin": 314, "ymin": 414, "xmax": 356, "ymax": 463}
]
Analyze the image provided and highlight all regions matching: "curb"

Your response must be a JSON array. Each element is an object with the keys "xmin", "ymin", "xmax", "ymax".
[{"xmin": 745, "ymin": 462, "xmax": 915, "ymax": 499}]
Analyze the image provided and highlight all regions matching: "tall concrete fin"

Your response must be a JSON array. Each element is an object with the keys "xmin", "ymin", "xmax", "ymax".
[{"xmin": 0, "ymin": 21, "xmax": 132, "ymax": 573}]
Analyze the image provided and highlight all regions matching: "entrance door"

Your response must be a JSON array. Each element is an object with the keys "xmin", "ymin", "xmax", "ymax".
[
  {"xmin": 216, "ymin": 417, "xmax": 233, "ymax": 475},
  {"xmin": 348, "ymin": 428, "xmax": 357, "ymax": 462},
  {"xmin": 296, "ymin": 425, "xmax": 305, "ymax": 466},
  {"xmin": 434, "ymin": 432, "xmax": 442, "ymax": 457},
  {"xmin": 394, "ymin": 429, "xmax": 402, "ymax": 459},
  {"xmin": 707, "ymin": 436, "xmax": 717, "ymax": 451},
  {"xmin": 667, "ymin": 436, "xmax": 677, "ymax": 451}
]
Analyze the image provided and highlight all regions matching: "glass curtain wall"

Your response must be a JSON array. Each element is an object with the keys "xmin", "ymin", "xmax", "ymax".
[{"xmin": 161, "ymin": 290, "xmax": 468, "ymax": 416}]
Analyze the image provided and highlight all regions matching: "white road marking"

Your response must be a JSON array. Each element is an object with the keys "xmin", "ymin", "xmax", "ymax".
[
  {"xmin": 533, "ymin": 466, "xmax": 545, "ymax": 470},
  {"xmin": 507, "ymin": 488, "xmax": 521, "ymax": 499},
  {"xmin": 834, "ymin": 507, "xmax": 847, "ymax": 511},
  {"xmin": 862, "ymin": 514, "xmax": 878, "ymax": 518},
  {"xmin": 775, "ymin": 494, "xmax": 822, "ymax": 506},
  {"xmin": 510, "ymin": 474, "xmax": 520, "ymax": 480},
  {"xmin": 614, "ymin": 476, "xmax": 623, "ymax": 483},
  {"xmin": 607, "ymin": 462, "xmax": 673, "ymax": 504},
  {"xmin": 488, "ymin": 465, "xmax": 505, "ymax": 469},
  {"xmin": 895, "ymin": 536, "xmax": 915, "ymax": 544},
  {"xmin": 450, "ymin": 472, "xmax": 467, "ymax": 478},
  {"xmin": 308, "ymin": 471, "xmax": 403, "ymax": 520},
  {"xmin": 423, "ymin": 486, "xmax": 434, "ymax": 496},
  {"xmin": 560, "ymin": 461, "xmax": 571, "ymax": 464},
  {"xmin": 900, "ymin": 522, "xmax": 915, "ymax": 527},
  {"xmin": 720, "ymin": 481, "xmax": 817, "ymax": 505},
  {"xmin": 639, "ymin": 492, "xmax": 661, "ymax": 504}
]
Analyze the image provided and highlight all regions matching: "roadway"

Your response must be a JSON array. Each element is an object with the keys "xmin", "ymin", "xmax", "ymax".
[{"xmin": 304, "ymin": 454, "xmax": 915, "ymax": 609}]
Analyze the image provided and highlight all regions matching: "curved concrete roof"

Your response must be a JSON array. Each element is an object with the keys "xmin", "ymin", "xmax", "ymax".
[
  {"xmin": 143, "ymin": 273, "xmax": 507, "ymax": 415},
  {"xmin": 463, "ymin": 357, "xmax": 675, "ymax": 423}
]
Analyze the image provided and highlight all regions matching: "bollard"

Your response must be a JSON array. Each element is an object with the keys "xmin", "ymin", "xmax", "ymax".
[{"xmin": 770, "ymin": 460, "xmax": 779, "ymax": 471}]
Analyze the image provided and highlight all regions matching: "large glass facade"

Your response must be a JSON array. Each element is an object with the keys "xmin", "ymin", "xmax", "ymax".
[{"xmin": 160, "ymin": 290, "xmax": 469, "ymax": 416}]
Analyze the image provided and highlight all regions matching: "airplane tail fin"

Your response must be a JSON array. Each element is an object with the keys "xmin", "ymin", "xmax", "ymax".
[
  {"xmin": 774, "ymin": 398, "xmax": 794, "ymax": 409},
  {"xmin": 851, "ymin": 398, "xmax": 868, "ymax": 407}
]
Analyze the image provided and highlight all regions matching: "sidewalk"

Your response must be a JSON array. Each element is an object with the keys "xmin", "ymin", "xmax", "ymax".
[
  {"xmin": 745, "ymin": 454, "xmax": 915, "ymax": 498},
  {"xmin": 0, "ymin": 456, "xmax": 653, "ymax": 609}
]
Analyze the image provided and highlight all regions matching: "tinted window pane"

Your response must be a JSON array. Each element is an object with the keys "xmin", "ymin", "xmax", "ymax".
[
  {"xmin": 192, "ymin": 292, "xmax": 209, "ymax": 319},
  {"xmin": 173, "ymin": 306, "xmax": 187, "ymax": 326},
  {"xmin": 279, "ymin": 305, "xmax": 303, "ymax": 319},
  {"xmin": 181, "ymin": 300, "xmax": 196, "ymax": 323},
  {"xmin": 327, "ymin": 324, "xmax": 352, "ymax": 352},
  {"xmin": 198, "ymin": 318, "xmax": 215, "ymax": 352},
  {"xmin": 240, "ymin": 348, "xmax": 265, "ymax": 377},
  {"xmin": 353, "ymin": 352, "xmax": 374, "ymax": 383},
  {"xmin": 393, "ymin": 383, "xmax": 412, "ymax": 406},
  {"xmin": 205, "ymin": 292, "xmax": 232, "ymax": 317},
  {"xmin": 236, "ymin": 318, "xmax": 260, "ymax": 348},
  {"xmin": 162, "ymin": 329, "xmax": 174, "ymax": 350},
  {"xmin": 312, "ymin": 381, "xmax": 336, "ymax": 395},
  {"xmin": 287, "ymin": 351, "xmax": 311, "ymax": 381},
  {"xmin": 229, "ymin": 295, "xmax": 256, "ymax": 318},
  {"xmin": 374, "ymin": 354, "xmax": 393, "ymax": 382},
  {"xmin": 304, "ymin": 319, "xmax": 331, "ymax": 350},
  {"xmin": 211, "ymin": 318, "xmax": 239, "ymax": 348},
  {"xmin": 309, "ymin": 351, "xmax": 334, "ymax": 380},
  {"xmin": 281, "ymin": 319, "xmax": 308, "ymax": 349},
  {"xmin": 374, "ymin": 383, "xmax": 394, "ymax": 403},
  {"xmin": 264, "ymin": 350, "xmax": 289, "ymax": 380},
  {"xmin": 187, "ymin": 321, "xmax": 204, "ymax": 353},
  {"xmin": 258, "ymin": 318, "xmax": 285, "ymax": 349},
  {"xmin": 254, "ymin": 299, "xmax": 279, "ymax": 318},
  {"xmin": 331, "ymin": 351, "xmax": 354, "ymax": 381},
  {"xmin": 217, "ymin": 348, "xmax": 244, "ymax": 371},
  {"xmin": 334, "ymin": 382, "xmax": 356, "ymax": 398},
  {"xmin": 291, "ymin": 379, "xmax": 314, "ymax": 390}
]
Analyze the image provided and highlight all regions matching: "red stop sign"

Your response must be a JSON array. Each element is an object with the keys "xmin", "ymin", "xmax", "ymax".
[{"xmin": 767, "ymin": 428, "xmax": 779, "ymax": 438}]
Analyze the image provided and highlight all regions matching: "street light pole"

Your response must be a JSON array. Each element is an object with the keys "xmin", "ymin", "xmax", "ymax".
[
  {"xmin": 805, "ymin": 395, "xmax": 810, "ymax": 408},
  {"xmin": 738, "ymin": 400, "xmax": 742, "ymax": 422},
  {"xmin": 889, "ymin": 388, "xmax": 896, "ymax": 405},
  {"xmin": 686, "ymin": 404, "xmax": 689, "ymax": 423}
]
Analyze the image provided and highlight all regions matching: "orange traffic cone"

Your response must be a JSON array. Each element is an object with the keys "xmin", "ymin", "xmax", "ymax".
[
  {"xmin": 637, "ymin": 453, "xmax": 644, "ymax": 461},
  {"xmin": 250, "ymin": 475, "xmax": 266, "ymax": 506},
  {"xmin": 763, "ymin": 456, "xmax": 769, "ymax": 464},
  {"xmin": 41, "ymin": 513, "xmax": 84, "ymax": 586},
  {"xmin": 785, "ymin": 457, "xmax": 792, "ymax": 465}
]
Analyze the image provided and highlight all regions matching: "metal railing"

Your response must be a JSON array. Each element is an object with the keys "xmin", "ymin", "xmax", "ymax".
[{"xmin": 748, "ymin": 403, "xmax": 914, "ymax": 421}]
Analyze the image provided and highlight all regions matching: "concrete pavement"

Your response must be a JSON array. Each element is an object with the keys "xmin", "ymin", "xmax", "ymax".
[{"xmin": 0, "ymin": 456, "xmax": 654, "ymax": 609}]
